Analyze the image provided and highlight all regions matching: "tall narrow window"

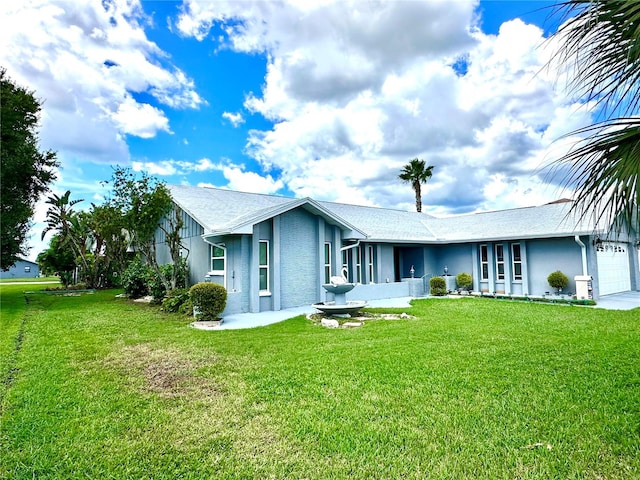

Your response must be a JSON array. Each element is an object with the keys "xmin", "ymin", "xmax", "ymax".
[
  {"xmin": 368, "ymin": 245, "xmax": 375, "ymax": 283},
  {"xmin": 211, "ymin": 245, "xmax": 225, "ymax": 275},
  {"xmin": 324, "ymin": 242, "xmax": 332, "ymax": 284},
  {"xmin": 512, "ymin": 243, "xmax": 522, "ymax": 281},
  {"xmin": 355, "ymin": 247, "xmax": 362, "ymax": 283},
  {"xmin": 480, "ymin": 245, "xmax": 489, "ymax": 280},
  {"xmin": 342, "ymin": 249, "xmax": 349, "ymax": 280},
  {"xmin": 495, "ymin": 244, "xmax": 505, "ymax": 280},
  {"xmin": 259, "ymin": 241, "xmax": 269, "ymax": 292}
]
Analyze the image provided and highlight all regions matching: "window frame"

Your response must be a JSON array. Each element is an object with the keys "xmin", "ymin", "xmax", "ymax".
[
  {"xmin": 480, "ymin": 244, "xmax": 489, "ymax": 281},
  {"xmin": 511, "ymin": 243, "xmax": 522, "ymax": 281},
  {"xmin": 368, "ymin": 245, "xmax": 375, "ymax": 284},
  {"xmin": 259, "ymin": 240, "xmax": 270, "ymax": 294},
  {"xmin": 324, "ymin": 242, "xmax": 332, "ymax": 284},
  {"xmin": 495, "ymin": 244, "xmax": 505, "ymax": 281},
  {"xmin": 208, "ymin": 244, "xmax": 227, "ymax": 288}
]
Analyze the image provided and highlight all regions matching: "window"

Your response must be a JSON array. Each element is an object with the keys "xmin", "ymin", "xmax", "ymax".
[
  {"xmin": 368, "ymin": 245, "xmax": 375, "ymax": 283},
  {"xmin": 324, "ymin": 242, "xmax": 332, "ymax": 284},
  {"xmin": 495, "ymin": 244, "xmax": 505, "ymax": 280},
  {"xmin": 355, "ymin": 247, "xmax": 362, "ymax": 283},
  {"xmin": 210, "ymin": 245, "xmax": 225, "ymax": 274},
  {"xmin": 342, "ymin": 249, "xmax": 349, "ymax": 280},
  {"xmin": 512, "ymin": 243, "xmax": 522, "ymax": 281},
  {"xmin": 480, "ymin": 245, "xmax": 488, "ymax": 280},
  {"xmin": 24, "ymin": 266, "xmax": 31, "ymax": 273},
  {"xmin": 259, "ymin": 241, "xmax": 269, "ymax": 292}
]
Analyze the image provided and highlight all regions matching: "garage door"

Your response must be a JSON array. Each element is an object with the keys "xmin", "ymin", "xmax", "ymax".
[{"xmin": 596, "ymin": 242, "xmax": 631, "ymax": 295}]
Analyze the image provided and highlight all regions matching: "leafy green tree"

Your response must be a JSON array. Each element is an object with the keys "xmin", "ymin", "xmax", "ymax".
[
  {"xmin": 107, "ymin": 167, "xmax": 175, "ymax": 291},
  {"xmin": 36, "ymin": 234, "xmax": 76, "ymax": 286},
  {"xmin": 1, "ymin": 68, "xmax": 58, "ymax": 269},
  {"xmin": 398, "ymin": 158, "xmax": 434, "ymax": 213},
  {"xmin": 41, "ymin": 190, "xmax": 95, "ymax": 285},
  {"xmin": 548, "ymin": 0, "xmax": 640, "ymax": 232}
]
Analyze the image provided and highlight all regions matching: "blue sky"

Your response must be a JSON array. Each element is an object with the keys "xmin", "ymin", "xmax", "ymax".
[{"xmin": 0, "ymin": 1, "xmax": 592, "ymax": 259}]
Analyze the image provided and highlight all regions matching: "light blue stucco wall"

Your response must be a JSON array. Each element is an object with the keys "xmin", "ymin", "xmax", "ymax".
[
  {"xmin": 278, "ymin": 208, "xmax": 320, "ymax": 309},
  {"xmin": 431, "ymin": 244, "xmax": 474, "ymax": 280},
  {"xmin": 526, "ymin": 237, "xmax": 583, "ymax": 296}
]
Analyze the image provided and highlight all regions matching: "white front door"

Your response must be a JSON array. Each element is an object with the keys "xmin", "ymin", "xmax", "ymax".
[{"xmin": 596, "ymin": 242, "xmax": 631, "ymax": 295}]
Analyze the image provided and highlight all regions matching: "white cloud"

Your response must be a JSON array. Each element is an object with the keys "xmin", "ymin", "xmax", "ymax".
[
  {"xmin": 0, "ymin": 0, "xmax": 202, "ymax": 164},
  {"xmin": 221, "ymin": 166, "xmax": 283, "ymax": 194},
  {"xmin": 222, "ymin": 111, "xmax": 245, "ymax": 127},
  {"xmin": 174, "ymin": 2, "xmax": 591, "ymax": 214},
  {"xmin": 111, "ymin": 97, "xmax": 171, "ymax": 138}
]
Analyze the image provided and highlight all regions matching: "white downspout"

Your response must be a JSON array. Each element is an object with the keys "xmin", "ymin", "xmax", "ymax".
[
  {"xmin": 340, "ymin": 239, "xmax": 361, "ymax": 252},
  {"xmin": 574, "ymin": 235, "xmax": 588, "ymax": 276}
]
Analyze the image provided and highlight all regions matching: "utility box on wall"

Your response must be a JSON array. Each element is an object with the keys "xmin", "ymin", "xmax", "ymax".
[{"xmin": 574, "ymin": 275, "xmax": 593, "ymax": 300}]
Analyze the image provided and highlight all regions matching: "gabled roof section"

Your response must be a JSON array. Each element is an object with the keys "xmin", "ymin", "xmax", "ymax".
[
  {"xmin": 319, "ymin": 201, "xmax": 438, "ymax": 242},
  {"xmin": 427, "ymin": 201, "xmax": 598, "ymax": 242},
  {"xmin": 168, "ymin": 185, "xmax": 366, "ymax": 238}
]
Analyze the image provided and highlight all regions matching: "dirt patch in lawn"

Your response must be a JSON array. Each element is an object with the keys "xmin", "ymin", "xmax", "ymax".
[{"xmin": 105, "ymin": 343, "xmax": 221, "ymax": 399}]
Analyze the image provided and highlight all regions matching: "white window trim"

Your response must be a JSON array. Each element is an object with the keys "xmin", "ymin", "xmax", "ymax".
[
  {"xmin": 511, "ymin": 243, "xmax": 522, "ymax": 282},
  {"xmin": 495, "ymin": 244, "xmax": 505, "ymax": 281},
  {"xmin": 480, "ymin": 244, "xmax": 489, "ymax": 281},
  {"xmin": 259, "ymin": 240, "xmax": 270, "ymax": 294},
  {"xmin": 208, "ymin": 244, "xmax": 226, "ymax": 288},
  {"xmin": 324, "ymin": 242, "xmax": 332, "ymax": 284},
  {"xmin": 368, "ymin": 245, "xmax": 375, "ymax": 284},
  {"xmin": 356, "ymin": 246, "xmax": 362, "ymax": 284}
]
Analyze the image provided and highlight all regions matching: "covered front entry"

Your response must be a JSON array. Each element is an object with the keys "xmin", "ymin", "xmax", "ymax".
[{"xmin": 596, "ymin": 242, "xmax": 631, "ymax": 295}]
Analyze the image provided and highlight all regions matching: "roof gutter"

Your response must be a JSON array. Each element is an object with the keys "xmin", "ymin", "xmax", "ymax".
[{"xmin": 574, "ymin": 235, "xmax": 588, "ymax": 276}]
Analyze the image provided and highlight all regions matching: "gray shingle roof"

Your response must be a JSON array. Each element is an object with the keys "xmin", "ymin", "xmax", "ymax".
[
  {"xmin": 426, "ymin": 201, "xmax": 595, "ymax": 242},
  {"xmin": 168, "ymin": 184, "xmax": 597, "ymax": 243}
]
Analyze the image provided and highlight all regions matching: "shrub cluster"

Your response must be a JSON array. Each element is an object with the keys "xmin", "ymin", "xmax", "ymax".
[
  {"xmin": 547, "ymin": 270, "xmax": 569, "ymax": 291},
  {"xmin": 121, "ymin": 258, "xmax": 151, "ymax": 299},
  {"xmin": 161, "ymin": 288, "xmax": 191, "ymax": 313},
  {"xmin": 189, "ymin": 282, "xmax": 227, "ymax": 321},
  {"xmin": 456, "ymin": 272, "xmax": 472, "ymax": 290},
  {"xmin": 430, "ymin": 276, "xmax": 447, "ymax": 296},
  {"xmin": 121, "ymin": 257, "xmax": 190, "ymax": 300}
]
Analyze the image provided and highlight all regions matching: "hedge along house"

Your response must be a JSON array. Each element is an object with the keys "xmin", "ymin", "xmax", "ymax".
[{"xmin": 156, "ymin": 185, "xmax": 640, "ymax": 315}]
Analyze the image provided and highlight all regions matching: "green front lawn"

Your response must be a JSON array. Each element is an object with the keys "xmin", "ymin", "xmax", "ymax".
[{"xmin": 1, "ymin": 286, "xmax": 638, "ymax": 479}]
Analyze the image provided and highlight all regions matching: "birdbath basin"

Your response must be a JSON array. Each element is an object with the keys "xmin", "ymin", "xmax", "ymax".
[
  {"xmin": 313, "ymin": 300, "xmax": 367, "ymax": 315},
  {"xmin": 315, "ymin": 275, "xmax": 366, "ymax": 315},
  {"xmin": 321, "ymin": 283, "xmax": 355, "ymax": 295}
]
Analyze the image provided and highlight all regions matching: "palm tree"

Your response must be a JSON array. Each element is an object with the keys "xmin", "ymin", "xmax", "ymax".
[
  {"xmin": 548, "ymin": 0, "xmax": 640, "ymax": 233},
  {"xmin": 399, "ymin": 158, "xmax": 434, "ymax": 213},
  {"xmin": 41, "ymin": 190, "xmax": 90, "ymax": 279}
]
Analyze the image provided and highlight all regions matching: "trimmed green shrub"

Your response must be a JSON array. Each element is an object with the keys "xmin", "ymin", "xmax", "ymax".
[
  {"xmin": 189, "ymin": 282, "xmax": 227, "ymax": 320},
  {"xmin": 547, "ymin": 270, "xmax": 569, "ymax": 292},
  {"xmin": 121, "ymin": 258, "xmax": 152, "ymax": 299},
  {"xmin": 456, "ymin": 272, "xmax": 472, "ymax": 290},
  {"xmin": 430, "ymin": 276, "xmax": 447, "ymax": 296},
  {"xmin": 161, "ymin": 288, "xmax": 190, "ymax": 313}
]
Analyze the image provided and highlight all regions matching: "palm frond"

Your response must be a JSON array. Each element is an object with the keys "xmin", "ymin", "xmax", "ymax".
[
  {"xmin": 551, "ymin": 0, "xmax": 640, "ymax": 117},
  {"xmin": 548, "ymin": 117, "xmax": 640, "ymax": 234}
]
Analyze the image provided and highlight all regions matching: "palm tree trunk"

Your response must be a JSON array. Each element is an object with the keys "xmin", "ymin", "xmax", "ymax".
[{"xmin": 413, "ymin": 181, "xmax": 422, "ymax": 212}]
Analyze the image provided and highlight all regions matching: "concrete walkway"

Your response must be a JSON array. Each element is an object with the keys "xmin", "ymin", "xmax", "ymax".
[{"xmin": 593, "ymin": 291, "xmax": 640, "ymax": 311}]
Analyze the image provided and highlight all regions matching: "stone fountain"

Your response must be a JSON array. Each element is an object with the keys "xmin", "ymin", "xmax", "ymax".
[{"xmin": 313, "ymin": 269, "xmax": 367, "ymax": 315}]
